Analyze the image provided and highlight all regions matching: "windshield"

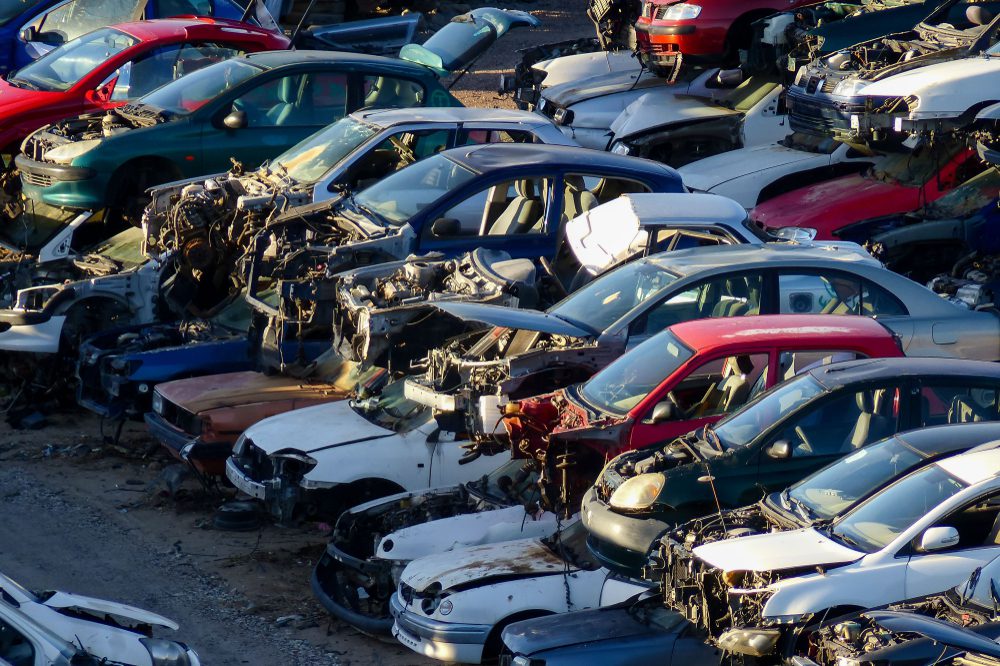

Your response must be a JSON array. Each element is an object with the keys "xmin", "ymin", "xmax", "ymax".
[
  {"xmin": 714, "ymin": 374, "xmax": 825, "ymax": 449},
  {"xmin": 581, "ymin": 330, "xmax": 693, "ymax": 415},
  {"xmin": 274, "ymin": 117, "xmax": 379, "ymax": 184},
  {"xmin": 89, "ymin": 226, "xmax": 144, "ymax": 265},
  {"xmin": 464, "ymin": 458, "xmax": 541, "ymax": 505},
  {"xmin": 350, "ymin": 379, "xmax": 430, "ymax": 433},
  {"xmin": 924, "ymin": 167, "xmax": 1000, "ymax": 219},
  {"xmin": 786, "ymin": 435, "xmax": 923, "ymax": 521},
  {"xmin": 141, "ymin": 58, "xmax": 261, "ymax": 115},
  {"xmin": 542, "ymin": 520, "xmax": 601, "ymax": 570},
  {"xmin": 9, "ymin": 27, "xmax": 137, "ymax": 92},
  {"xmin": 208, "ymin": 292, "xmax": 275, "ymax": 332},
  {"xmin": 831, "ymin": 464, "xmax": 966, "ymax": 552},
  {"xmin": 0, "ymin": 0, "xmax": 43, "ymax": 25},
  {"xmin": 352, "ymin": 153, "xmax": 476, "ymax": 226},
  {"xmin": 868, "ymin": 145, "xmax": 962, "ymax": 187},
  {"xmin": 0, "ymin": 200, "xmax": 79, "ymax": 251},
  {"xmin": 549, "ymin": 260, "xmax": 679, "ymax": 334}
]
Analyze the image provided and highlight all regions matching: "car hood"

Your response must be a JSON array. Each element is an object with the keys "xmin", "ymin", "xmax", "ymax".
[
  {"xmin": 246, "ymin": 399, "xmax": 395, "ymax": 455},
  {"xmin": 865, "ymin": 610, "xmax": 1000, "ymax": 659},
  {"xmin": 679, "ymin": 143, "xmax": 826, "ymax": 191},
  {"xmin": 401, "ymin": 536, "xmax": 567, "ymax": 592},
  {"xmin": 541, "ymin": 68, "xmax": 666, "ymax": 109},
  {"xmin": 430, "ymin": 301, "xmax": 594, "ymax": 337},
  {"xmin": 155, "ymin": 370, "xmax": 353, "ymax": 413},
  {"xmin": 0, "ymin": 80, "xmax": 52, "ymax": 114},
  {"xmin": 532, "ymin": 50, "xmax": 641, "ymax": 89},
  {"xmin": 693, "ymin": 527, "xmax": 864, "ymax": 572},
  {"xmin": 399, "ymin": 7, "xmax": 540, "ymax": 76},
  {"xmin": 610, "ymin": 90, "xmax": 737, "ymax": 139},
  {"xmin": 859, "ymin": 56, "xmax": 1000, "ymax": 104},
  {"xmin": 42, "ymin": 591, "xmax": 179, "ymax": 630}
]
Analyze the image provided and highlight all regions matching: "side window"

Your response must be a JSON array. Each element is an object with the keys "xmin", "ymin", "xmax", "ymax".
[
  {"xmin": 424, "ymin": 177, "xmax": 550, "ymax": 240},
  {"xmin": 777, "ymin": 350, "xmax": 865, "ymax": 382},
  {"xmin": 918, "ymin": 384, "xmax": 1000, "ymax": 426},
  {"xmin": 668, "ymin": 230, "xmax": 730, "ymax": 251},
  {"xmin": 770, "ymin": 385, "xmax": 901, "ymax": 457},
  {"xmin": 362, "ymin": 74, "xmax": 425, "ymax": 109},
  {"xmin": 33, "ymin": 0, "xmax": 143, "ymax": 44},
  {"xmin": 159, "ymin": 0, "xmax": 213, "ymax": 15},
  {"xmin": 778, "ymin": 272, "xmax": 907, "ymax": 316},
  {"xmin": 562, "ymin": 174, "xmax": 651, "ymax": 223},
  {"xmin": 630, "ymin": 273, "xmax": 763, "ymax": 337},
  {"xmin": 929, "ymin": 490, "xmax": 1000, "ymax": 552},
  {"xmin": 110, "ymin": 43, "xmax": 185, "ymax": 100},
  {"xmin": 230, "ymin": 72, "xmax": 348, "ymax": 127},
  {"xmin": 0, "ymin": 617, "xmax": 35, "ymax": 666},
  {"xmin": 457, "ymin": 129, "xmax": 536, "ymax": 145},
  {"xmin": 670, "ymin": 353, "xmax": 767, "ymax": 418},
  {"xmin": 342, "ymin": 129, "xmax": 451, "ymax": 190}
]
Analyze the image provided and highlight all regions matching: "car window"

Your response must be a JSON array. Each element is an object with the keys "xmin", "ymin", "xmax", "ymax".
[
  {"xmin": 9, "ymin": 27, "xmax": 138, "ymax": 92},
  {"xmin": 777, "ymin": 350, "xmax": 865, "ymax": 382},
  {"xmin": 159, "ymin": 0, "xmax": 212, "ymax": 14},
  {"xmin": 112, "ymin": 42, "xmax": 242, "ymax": 101},
  {"xmin": 337, "ymin": 128, "xmax": 451, "ymax": 191},
  {"xmin": 362, "ymin": 74, "xmax": 425, "ymax": 108},
  {"xmin": 778, "ymin": 272, "xmax": 907, "ymax": 316},
  {"xmin": 0, "ymin": 617, "xmax": 35, "ymax": 666},
  {"xmin": 664, "ymin": 230, "xmax": 732, "ymax": 252},
  {"xmin": 669, "ymin": 353, "xmax": 767, "ymax": 419},
  {"xmin": 769, "ymin": 385, "xmax": 901, "ymax": 458},
  {"xmin": 0, "ymin": 1, "xmax": 43, "ymax": 26},
  {"xmin": 423, "ymin": 177, "xmax": 550, "ymax": 240},
  {"xmin": 630, "ymin": 272, "xmax": 763, "ymax": 338},
  {"xmin": 230, "ymin": 71, "xmax": 348, "ymax": 128},
  {"xmin": 32, "ymin": 0, "xmax": 143, "ymax": 44},
  {"xmin": 457, "ymin": 128, "xmax": 536, "ymax": 145},
  {"xmin": 353, "ymin": 152, "xmax": 477, "ymax": 226},
  {"xmin": 562, "ymin": 174, "xmax": 651, "ymax": 223},
  {"xmin": 926, "ymin": 490, "xmax": 1000, "ymax": 553},
  {"xmin": 142, "ymin": 57, "xmax": 261, "ymax": 115},
  {"xmin": 919, "ymin": 384, "xmax": 1000, "ymax": 426}
]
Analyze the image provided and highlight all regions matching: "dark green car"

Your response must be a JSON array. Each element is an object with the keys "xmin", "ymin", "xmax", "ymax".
[{"xmin": 14, "ymin": 8, "xmax": 539, "ymax": 226}]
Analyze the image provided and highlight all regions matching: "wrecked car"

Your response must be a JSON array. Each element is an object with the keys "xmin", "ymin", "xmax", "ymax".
[
  {"xmin": 309, "ymin": 313, "xmax": 900, "ymax": 635},
  {"xmin": 786, "ymin": 0, "xmax": 1000, "ymax": 143},
  {"xmin": 666, "ymin": 443, "xmax": 1000, "ymax": 662},
  {"xmin": 0, "ymin": 570, "xmax": 201, "ymax": 665},
  {"xmin": 390, "ymin": 520, "xmax": 648, "ymax": 664}
]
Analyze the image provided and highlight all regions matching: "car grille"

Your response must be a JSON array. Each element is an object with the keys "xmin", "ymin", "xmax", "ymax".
[
  {"xmin": 399, "ymin": 581, "xmax": 416, "ymax": 605},
  {"xmin": 787, "ymin": 94, "xmax": 842, "ymax": 136},
  {"xmin": 155, "ymin": 396, "xmax": 202, "ymax": 436},
  {"xmin": 20, "ymin": 170, "xmax": 53, "ymax": 187}
]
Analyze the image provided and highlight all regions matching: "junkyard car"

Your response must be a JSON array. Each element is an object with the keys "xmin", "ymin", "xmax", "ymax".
[
  {"xmin": 503, "ymin": 421, "xmax": 1000, "ymax": 666},
  {"xmin": 0, "ymin": 571, "xmax": 200, "ymax": 665},
  {"xmin": 669, "ymin": 444, "xmax": 1000, "ymax": 662},
  {"xmin": 311, "ymin": 314, "xmax": 901, "ymax": 635},
  {"xmin": 584, "ymin": 357, "xmax": 1000, "ymax": 576}
]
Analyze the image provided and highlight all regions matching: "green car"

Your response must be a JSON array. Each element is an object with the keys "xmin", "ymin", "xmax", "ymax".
[{"xmin": 14, "ymin": 8, "xmax": 539, "ymax": 227}]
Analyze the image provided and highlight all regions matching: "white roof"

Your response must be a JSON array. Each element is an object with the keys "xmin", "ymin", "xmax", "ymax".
[{"xmin": 938, "ymin": 448, "xmax": 1000, "ymax": 486}]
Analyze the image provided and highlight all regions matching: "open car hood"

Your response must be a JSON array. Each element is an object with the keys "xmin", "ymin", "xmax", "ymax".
[
  {"xmin": 43, "ymin": 591, "xmax": 178, "ymax": 630},
  {"xmin": 399, "ymin": 7, "xmax": 540, "ymax": 76},
  {"xmin": 865, "ymin": 610, "xmax": 1000, "ymax": 659},
  {"xmin": 430, "ymin": 301, "xmax": 593, "ymax": 337},
  {"xmin": 694, "ymin": 527, "xmax": 864, "ymax": 572}
]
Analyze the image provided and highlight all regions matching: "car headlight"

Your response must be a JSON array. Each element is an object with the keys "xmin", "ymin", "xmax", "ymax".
[
  {"xmin": 151, "ymin": 392, "xmax": 164, "ymax": 414},
  {"xmin": 43, "ymin": 138, "xmax": 101, "ymax": 165},
  {"xmin": 139, "ymin": 638, "xmax": 192, "ymax": 666},
  {"xmin": 716, "ymin": 628, "xmax": 780, "ymax": 657},
  {"xmin": 663, "ymin": 3, "xmax": 702, "ymax": 20},
  {"xmin": 610, "ymin": 141, "xmax": 633, "ymax": 155},
  {"xmin": 832, "ymin": 78, "xmax": 869, "ymax": 98},
  {"xmin": 609, "ymin": 472, "xmax": 665, "ymax": 510}
]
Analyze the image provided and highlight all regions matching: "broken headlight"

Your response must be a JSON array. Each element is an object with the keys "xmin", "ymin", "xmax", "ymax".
[
  {"xmin": 139, "ymin": 638, "xmax": 193, "ymax": 666},
  {"xmin": 716, "ymin": 628, "xmax": 780, "ymax": 657},
  {"xmin": 609, "ymin": 472, "xmax": 665, "ymax": 510}
]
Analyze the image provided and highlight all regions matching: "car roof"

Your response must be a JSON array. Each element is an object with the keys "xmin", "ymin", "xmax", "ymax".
[
  {"xmin": 937, "ymin": 448, "xmax": 1000, "ymax": 486},
  {"xmin": 442, "ymin": 142, "xmax": 680, "ymax": 177},
  {"xmin": 645, "ymin": 242, "xmax": 879, "ymax": 277},
  {"xmin": 113, "ymin": 17, "xmax": 278, "ymax": 41},
  {"xmin": 243, "ymin": 48, "xmax": 416, "ymax": 70},
  {"xmin": 351, "ymin": 107, "xmax": 553, "ymax": 128},
  {"xmin": 808, "ymin": 357, "xmax": 1000, "ymax": 389},
  {"xmin": 895, "ymin": 422, "xmax": 1000, "ymax": 457},
  {"xmin": 668, "ymin": 314, "xmax": 896, "ymax": 353}
]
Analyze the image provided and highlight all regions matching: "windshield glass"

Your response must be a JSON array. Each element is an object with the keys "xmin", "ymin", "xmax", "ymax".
[
  {"xmin": 350, "ymin": 378, "xmax": 430, "ymax": 432},
  {"xmin": 714, "ymin": 374, "xmax": 825, "ymax": 449},
  {"xmin": 90, "ymin": 226, "xmax": 144, "ymax": 265},
  {"xmin": 924, "ymin": 167, "xmax": 1000, "ymax": 219},
  {"xmin": 208, "ymin": 291, "xmax": 276, "ymax": 332},
  {"xmin": 549, "ymin": 260, "xmax": 678, "ymax": 334},
  {"xmin": 542, "ymin": 520, "xmax": 601, "ymax": 570},
  {"xmin": 464, "ymin": 459, "xmax": 541, "ymax": 505},
  {"xmin": 0, "ymin": 0, "xmax": 43, "ymax": 25},
  {"xmin": 831, "ymin": 464, "xmax": 966, "ymax": 552},
  {"xmin": 581, "ymin": 330, "xmax": 693, "ymax": 415},
  {"xmin": 786, "ymin": 435, "xmax": 923, "ymax": 521},
  {"xmin": 141, "ymin": 58, "xmax": 261, "ymax": 115},
  {"xmin": 0, "ymin": 200, "xmax": 79, "ymax": 251},
  {"xmin": 869, "ymin": 146, "xmax": 962, "ymax": 187},
  {"xmin": 9, "ymin": 27, "xmax": 137, "ymax": 92},
  {"xmin": 274, "ymin": 117, "xmax": 379, "ymax": 184},
  {"xmin": 352, "ymin": 153, "xmax": 476, "ymax": 226}
]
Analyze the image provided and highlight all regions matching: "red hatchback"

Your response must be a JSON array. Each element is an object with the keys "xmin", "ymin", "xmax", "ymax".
[
  {"xmin": 0, "ymin": 17, "xmax": 288, "ymax": 155},
  {"xmin": 504, "ymin": 314, "xmax": 903, "ymax": 503}
]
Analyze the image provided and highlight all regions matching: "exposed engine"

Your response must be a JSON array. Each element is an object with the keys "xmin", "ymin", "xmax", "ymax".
[
  {"xmin": 21, "ymin": 105, "xmax": 166, "ymax": 163},
  {"xmin": 929, "ymin": 252, "xmax": 1000, "ymax": 309}
]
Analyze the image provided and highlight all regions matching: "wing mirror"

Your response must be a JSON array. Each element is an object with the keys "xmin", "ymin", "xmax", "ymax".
[
  {"xmin": 223, "ymin": 108, "xmax": 247, "ymax": 130},
  {"xmin": 19, "ymin": 26, "xmax": 37, "ymax": 43},
  {"xmin": 918, "ymin": 526, "xmax": 960, "ymax": 552},
  {"xmin": 765, "ymin": 440, "xmax": 791, "ymax": 460},
  {"xmin": 648, "ymin": 401, "xmax": 677, "ymax": 424},
  {"xmin": 431, "ymin": 217, "xmax": 460, "ymax": 237}
]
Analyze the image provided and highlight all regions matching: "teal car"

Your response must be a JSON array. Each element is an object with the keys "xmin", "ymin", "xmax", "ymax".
[{"xmin": 14, "ymin": 8, "xmax": 538, "ymax": 226}]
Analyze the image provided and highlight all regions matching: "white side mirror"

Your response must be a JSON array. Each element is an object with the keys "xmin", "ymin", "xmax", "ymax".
[{"xmin": 919, "ymin": 526, "xmax": 960, "ymax": 552}]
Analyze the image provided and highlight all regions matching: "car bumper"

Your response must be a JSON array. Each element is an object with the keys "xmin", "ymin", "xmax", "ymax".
[
  {"xmin": 224, "ymin": 455, "xmax": 271, "ymax": 501},
  {"xmin": 786, "ymin": 89, "xmax": 859, "ymax": 138},
  {"xmin": 390, "ymin": 593, "xmax": 490, "ymax": 663},
  {"xmin": 312, "ymin": 545, "xmax": 395, "ymax": 635},
  {"xmin": 0, "ymin": 314, "xmax": 65, "ymax": 353},
  {"xmin": 15, "ymin": 154, "xmax": 102, "ymax": 210},
  {"xmin": 635, "ymin": 17, "xmax": 725, "ymax": 58},
  {"xmin": 581, "ymin": 487, "xmax": 670, "ymax": 578}
]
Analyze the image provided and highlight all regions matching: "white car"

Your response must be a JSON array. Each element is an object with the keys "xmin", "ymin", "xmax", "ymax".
[
  {"xmin": 678, "ymin": 133, "xmax": 876, "ymax": 207},
  {"xmin": 389, "ymin": 521, "xmax": 647, "ymax": 663},
  {"xmin": 676, "ymin": 446, "xmax": 1000, "ymax": 660},
  {"xmin": 0, "ymin": 572, "xmax": 199, "ymax": 665}
]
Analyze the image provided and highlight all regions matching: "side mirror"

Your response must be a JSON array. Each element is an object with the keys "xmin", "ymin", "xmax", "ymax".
[
  {"xmin": 765, "ymin": 440, "xmax": 791, "ymax": 460},
  {"xmin": 223, "ymin": 108, "xmax": 247, "ymax": 130},
  {"xmin": 431, "ymin": 217, "xmax": 460, "ymax": 237},
  {"xmin": 19, "ymin": 26, "xmax": 37, "ymax": 43},
  {"xmin": 649, "ymin": 401, "xmax": 676, "ymax": 424},
  {"xmin": 918, "ymin": 526, "xmax": 960, "ymax": 552}
]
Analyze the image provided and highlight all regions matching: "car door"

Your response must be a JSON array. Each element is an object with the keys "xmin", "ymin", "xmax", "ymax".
[{"xmin": 427, "ymin": 429, "xmax": 500, "ymax": 487}]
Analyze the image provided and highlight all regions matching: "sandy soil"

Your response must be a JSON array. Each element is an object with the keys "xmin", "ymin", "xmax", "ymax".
[{"xmin": 0, "ymin": 3, "xmax": 593, "ymax": 665}]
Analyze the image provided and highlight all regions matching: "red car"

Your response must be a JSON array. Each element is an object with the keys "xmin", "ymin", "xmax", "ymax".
[
  {"xmin": 504, "ymin": 314, "xmax": 903, "ymax": 503},
  {"xmin": 634, "ymin": 0, "xmax": 816, "ymax": 74},
  {"xmin": 750, "ymin": 146, "xmax": 983, "ymax": 239},
  {"xmin": 0, "ymin": 18, "xmax": 289, "ymax": 155}
]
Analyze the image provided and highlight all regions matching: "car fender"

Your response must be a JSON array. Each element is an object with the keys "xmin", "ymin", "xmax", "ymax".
[{"xmin": 762, "ymin": 558, "xmax": 906, "ymax": 619}]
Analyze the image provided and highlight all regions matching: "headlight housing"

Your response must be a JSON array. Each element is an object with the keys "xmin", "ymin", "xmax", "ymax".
[
  {"xmin": 832, "ymin": 78, "xmax": 869, "ymax": 98},
  {"xmin": 609, "ymin": 472, "xmax": 665, "ymax": 510},
  {"xmin": 139, "ymin": 637, "xmax": 192, "ymax": 666},
  {"xmin": 610, "ymin": 141, "xmax": 633, "ymax": 155},
  {"xmin": 716, "ymin": 628, "xmax": 780, "ymax": 657},
  {"xmin": 43, "ymin": 138, "xmax": 101, "ymax": 165},
  {"xmin": 663, "ymin": 3, "xmax": 702, "ymax": 20}
]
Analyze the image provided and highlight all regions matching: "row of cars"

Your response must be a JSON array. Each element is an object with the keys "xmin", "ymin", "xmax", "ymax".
[{"xmin": 0, "ymin": 0, "xmax": 998, "ymax": 663}]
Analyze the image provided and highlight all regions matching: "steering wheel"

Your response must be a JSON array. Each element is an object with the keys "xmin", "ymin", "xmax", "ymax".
[{"xmin": 538, "ymin": 256, "xmax": 568, "ymax": 300}]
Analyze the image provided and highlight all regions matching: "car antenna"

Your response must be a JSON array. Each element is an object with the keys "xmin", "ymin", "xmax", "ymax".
[
  {"xmin": 289, "ymin": 0, "xmax": 320, "ymax": 47},
  {"xmin": 698, "ymin": 462, "xmax": 727, "ymax": 532}
]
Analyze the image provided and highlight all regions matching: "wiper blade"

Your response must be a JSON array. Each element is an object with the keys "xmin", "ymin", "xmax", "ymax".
[
  {"xmin": 8, "ymin": 77, "xmax": 39, "ymax": 91},
  {"xmin": 789, "ymin": 495, "xmax": 816, "ymax": 523}
]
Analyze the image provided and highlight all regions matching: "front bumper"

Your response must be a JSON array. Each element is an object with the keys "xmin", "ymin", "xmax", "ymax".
[
  {"xmin": 312, "ymin": 544, "xmax": 395, "ymax": 635},
  {"xmin": 15, "ymin": 153, "xmax": 102, "ymax": 210},
  {"xmin": 224, "ymin": 455, "xmax": 271, "ymax": 501},
  {"xmin": 786, "ymin": 88, "xmax": 859, "ymax": 138},
  {"xmin": 390, "ymin": 593, "xmax": 491, "ymax": 663},
  {"xmin": 635, "ymin": 17, "xmax": 723, "ymax": 59},
  {"xmin": 0, "ymin": 314, "xmax": 65, "ymax": 353},
  {"xmin": 581, "ymin": 486, "xmax": 670, "ymax": 578}
]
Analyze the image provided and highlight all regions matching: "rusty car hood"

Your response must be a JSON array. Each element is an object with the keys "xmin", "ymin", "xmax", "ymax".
[{"xmin": 154, "ymin": 370, "xmax": 351, "ymax": 413}]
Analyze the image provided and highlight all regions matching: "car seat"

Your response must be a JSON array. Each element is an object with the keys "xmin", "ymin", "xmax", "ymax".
[
  {"xmin": 843, "ymin": 390, "xmax": 894, "ymax": 449},
  {"xmin": 489, "ymin": 180, "xmax": 543, "ymax": 235},
  {"xmin": 266, "ymin": 76, "xmax": 303, "ymax": 126},
  {"xmin": 561, "ymin": 176, "xmax": 598, "ymax": 223},
  {"xmin": 948, "ymin": 395, "xmax": 989, "ymax": 423},
  {"xmin": 711, "ymin": 278, "xmax": 751, "ymax": 317}
]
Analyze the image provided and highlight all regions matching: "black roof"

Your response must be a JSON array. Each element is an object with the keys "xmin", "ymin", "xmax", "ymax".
[
  {"xmin": 811, "ymin": 357, "xmax": 1000, "ymax": 389},
  {"xmin": 442, "ymin": 143, "xmax": 681, "ymax": 180},
  {"xmin": 895, "ymin": 421, "xmax": 1000, "ymax": 456}
]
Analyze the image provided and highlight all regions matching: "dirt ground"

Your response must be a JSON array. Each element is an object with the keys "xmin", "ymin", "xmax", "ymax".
[{"xmin": 0, "ymin": 3, "xmax": 592, "ymax": 665}]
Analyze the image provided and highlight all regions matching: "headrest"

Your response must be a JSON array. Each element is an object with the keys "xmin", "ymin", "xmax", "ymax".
[
  {"xmin": 967, "ymin": 5, "xmax": 994, "ymax": 25},
  {"xmin": 856, "ymin": 391, "xmax": 875, "ymax": 413}
]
